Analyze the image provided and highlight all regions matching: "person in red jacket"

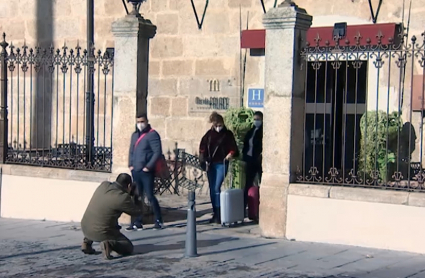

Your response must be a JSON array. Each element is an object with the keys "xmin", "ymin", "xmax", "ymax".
[{"xmin": 199, "ymin": 112, "xmax": 239, "ymax": 224}]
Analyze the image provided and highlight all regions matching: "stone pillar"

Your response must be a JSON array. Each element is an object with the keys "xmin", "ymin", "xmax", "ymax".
[
  {"xmin": 111, "ymin": 14, "xmax": 156, "ymax": 175},
  {"xmin": 259, "ymin": 1, "xmax": 312, "ymax": 238},
  {"xmin": 112, "ymin": 13, "xmax": 156, "ymax": 224}
]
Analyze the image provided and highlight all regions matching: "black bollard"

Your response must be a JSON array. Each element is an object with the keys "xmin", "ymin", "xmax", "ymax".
[{"xmin": 185, "ymin": 191, "xmax": 198, "ymax": 258}]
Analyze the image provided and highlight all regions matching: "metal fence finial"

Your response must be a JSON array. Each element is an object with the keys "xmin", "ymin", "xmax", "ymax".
[{"xmin": 0, "ymin": 33, "xmax": 8, "ymax": 55}]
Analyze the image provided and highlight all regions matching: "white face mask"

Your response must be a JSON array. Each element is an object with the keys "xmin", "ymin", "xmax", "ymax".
[
  {"xmin": 215, "ymin": 126, "xmax": 223, "ymax": 132},
  {"xmin": 253, "ymin": 120, "xmax": 262, "ymax": 128},
  {"xmin": 137, "ymin": 123, "xmax": 146, "ymax": 131}
]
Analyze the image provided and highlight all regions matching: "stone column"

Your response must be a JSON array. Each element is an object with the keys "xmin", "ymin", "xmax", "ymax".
[
  {"xmin": 259, "ymin": 1, "xmax": 312, "ymax": 238},
  {"xmin": 112, "ymin": 13, "xmax": 156, "ymax": 224},
  {"xmin": 111, "ymin": 14, "xmax": 156, "ymax": 175}
]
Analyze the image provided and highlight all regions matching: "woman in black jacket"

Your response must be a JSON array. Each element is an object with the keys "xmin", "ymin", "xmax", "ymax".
[
  {"xmin": 242, "ymin": 111, "xmax": 263, "ymax": 209},
  {"xmin": 199, "ymin": 112, "xmax": 239, "ymax": 224}
]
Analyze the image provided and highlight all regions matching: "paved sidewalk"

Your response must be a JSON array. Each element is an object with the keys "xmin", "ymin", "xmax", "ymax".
[{"xmin": 0, "ymin": 218, "xmax": 425, "ymax": 278}]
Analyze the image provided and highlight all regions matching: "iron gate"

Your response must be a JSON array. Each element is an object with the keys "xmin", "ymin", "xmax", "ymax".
[
  {"xmin": 0, "ymin": 33, "xmax": 114, "ymax": 172},
  {"xmin": 297, "ymin": 27, "xmax": 425, "ymax": 192}
]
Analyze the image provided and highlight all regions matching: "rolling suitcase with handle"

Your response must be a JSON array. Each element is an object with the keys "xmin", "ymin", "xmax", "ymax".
[{"xmin": 220, "ymin": 160, "xmax": 245, "ymax": 227}]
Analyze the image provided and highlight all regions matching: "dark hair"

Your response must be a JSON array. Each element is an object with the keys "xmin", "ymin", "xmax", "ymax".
[
  {"xmin": 136, "ymin": 113, "xmax": 148, "ymax": 120},
  {"xmin": 209, "ymin": 111, "xmax": 224, "ymax": 124},
  {"xmin": 254, "ymin": 111, "xmax": 263, "ymax": 118},
  {"xmin": 116, "ymin": 173, "xmax": 132, "ymax": 187}
]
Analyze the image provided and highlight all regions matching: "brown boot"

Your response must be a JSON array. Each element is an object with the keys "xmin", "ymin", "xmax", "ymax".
[
  {"xmin": 100, "ymin": 241, "xmax": 112, "ymax": 260},
  {"xmin": 81, "ymin": 240, "xmax": 96, "ymax": 255}
]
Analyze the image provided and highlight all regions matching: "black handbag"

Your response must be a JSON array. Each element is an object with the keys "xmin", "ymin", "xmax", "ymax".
[{"xmin": 199, "ymin": 133, "xmax": 226, "ymax": 171}]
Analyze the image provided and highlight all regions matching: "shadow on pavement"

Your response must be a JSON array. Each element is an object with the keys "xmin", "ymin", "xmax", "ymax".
[
  {"xmin": 129, "ymin": 227, "xmax": 223, "ymax": 242},
  {"xmin": 139, "ymin": 207, "xmax": 213, "ymax": 225},
  {"xmin": 133, "ymin": 237, "xmax": 239, "ymax": 255},
  {"xmin": 200, "ymin": 241, "xmax": 277, "ymax": 256},
  {"xmin": 0, "ymin": 245, "xmax": 79, "ymax": 260},
  {"xmin": 169, "ymin": 218, "xmax": 259, "ymax": 229}
]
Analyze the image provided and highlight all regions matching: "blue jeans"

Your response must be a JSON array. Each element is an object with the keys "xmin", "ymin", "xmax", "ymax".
[
  {"xmin": 131, "ymin": 170, "xmax": 162, "ymax": 225},
  {"xmin": 207, "ymin": 162, "xmax": 229, "ymax": 209}
]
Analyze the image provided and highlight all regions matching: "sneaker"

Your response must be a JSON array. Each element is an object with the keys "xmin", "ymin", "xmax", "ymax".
[
  {"xmin": 100, "ymin": 241, "xmax": 112, "ymax": 260},
  {"xmin": 134, "ymin": 223, "xmax": 144, "ymax": 230},
  {"xmin": 125, "ymin": 225, "xmax": 135, "ymax": 232},
  {"xmin": 153, "ymin": 221, "xmax": 164, "ymax": 230},
  {"xmin": 125, "ymin": 224, "xmax": 143, "ymax": 231}
]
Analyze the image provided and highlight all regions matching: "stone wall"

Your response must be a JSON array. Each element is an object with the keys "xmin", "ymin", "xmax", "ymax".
[{"xmin": 3, "ymin": 0, "xmax": 425, "ymax": 155}]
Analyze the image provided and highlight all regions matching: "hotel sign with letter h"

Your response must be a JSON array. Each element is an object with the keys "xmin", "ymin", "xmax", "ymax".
[{"xmin": 248, "ymin": 88, "xmax": 264, "ymax": 108}]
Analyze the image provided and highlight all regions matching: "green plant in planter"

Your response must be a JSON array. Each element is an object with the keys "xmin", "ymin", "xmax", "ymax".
[
  {"xmin": 359, "ymin": 110, "xmax": 402, "ymax": 182},
  {"xmin": 223, "ymin": 107, "xmax": 255, "ymax": 189}
]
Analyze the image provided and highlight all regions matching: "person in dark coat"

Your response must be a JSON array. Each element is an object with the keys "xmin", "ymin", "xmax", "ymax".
[
  {"xmin": 242, "ymin": 111, "xmax": 263, "ymax": 209},
  {"xmin": 81, "ymin": 173, "xmax": 142, "ymax": 260},
  {"xmin": 126, "ymin": 113, "xmax": 164, "ymax": 231},
  {"xmin": 199, "ymin": 111, "xmax": 239, "ymax": 224}
]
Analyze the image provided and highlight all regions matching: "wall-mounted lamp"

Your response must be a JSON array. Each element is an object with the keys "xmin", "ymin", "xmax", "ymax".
[
  {"xmin": 333, "ymin": 22, "xmax": 347, "ymax": 39},
  {"xmin": 122, "ymin": 0, "xmax": 146, "ymax": 16},
  {"xmin": 106, "ymin": 48, "xmax": 115, "ymax": 57}
]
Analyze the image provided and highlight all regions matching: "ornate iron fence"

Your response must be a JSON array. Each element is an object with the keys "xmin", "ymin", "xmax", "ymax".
[
  {"xmin": 297, "ymin": 27, "xmax": 425, "ymax": 192},
  {"xmin": 0, "ymin": 33, "xmax": 114, "ymax": 172},
  {"xmin": 154, "ymin": 144, "xmax": 205, "ymax": 195}
]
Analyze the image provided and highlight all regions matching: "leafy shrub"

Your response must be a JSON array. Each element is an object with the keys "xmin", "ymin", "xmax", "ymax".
[
  {"xmin": 359, "ymin": 111, "xmax": 402, "ymax": 182},
  {"xmin": 224, "ymin": 107, "xmax": 255, "ymax": 152},
  {"xmin": 223, "ymin": 107, "xmax": 255, "ymax": 189}
]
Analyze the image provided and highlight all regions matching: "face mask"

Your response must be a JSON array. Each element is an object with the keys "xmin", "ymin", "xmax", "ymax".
[
  {"xmin": 215, "ymin": 126, "xmax": 223, "ymax": 132},
  {"xmin": 137, "ymin": 123, "xmax": 146, "ymax": 131},
  {"xmin": 254, "ymin": 120, "xmax": 262, "ymax": 128}
]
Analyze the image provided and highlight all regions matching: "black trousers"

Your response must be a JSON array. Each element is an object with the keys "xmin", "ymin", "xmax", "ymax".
[{"xmin": 244, "ymin": 156, "xmax": 262, "ymax": 208}]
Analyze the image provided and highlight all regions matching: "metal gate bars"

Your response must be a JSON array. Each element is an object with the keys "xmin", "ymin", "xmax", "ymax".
[
  {"xmin": 0, "ymin": 33, "xmax": 115, "ymax": 172},
  {"xmin": 297, "ymin": 27, "xmax": 425, "ymax": 192}
]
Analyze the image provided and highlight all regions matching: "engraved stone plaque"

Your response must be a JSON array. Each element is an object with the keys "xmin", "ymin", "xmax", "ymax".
[{"xmin": 188, "ymin": 78, "xmax": 240, "ymax": 114}]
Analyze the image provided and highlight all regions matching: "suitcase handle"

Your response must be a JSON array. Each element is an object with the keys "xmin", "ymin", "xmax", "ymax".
[{"xmin": 224, "ymin": 159, "xmax": 233, "ymax": 189}]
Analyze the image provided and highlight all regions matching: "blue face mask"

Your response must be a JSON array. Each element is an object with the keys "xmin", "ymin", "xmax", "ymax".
[{"xmin": 254, "ymin": 120, "xmax": 262, "ymax": 128}]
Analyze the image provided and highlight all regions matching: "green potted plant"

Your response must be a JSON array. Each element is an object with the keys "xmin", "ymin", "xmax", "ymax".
[
  {"xmin": 359, "ymin": 111, "xmax": 402, "ymax": 183},
  {"xmin": 223, "ymin": 107, "xmax": 255, "ymax": 189}
]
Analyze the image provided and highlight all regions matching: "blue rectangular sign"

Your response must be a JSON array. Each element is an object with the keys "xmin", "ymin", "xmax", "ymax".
[{"xmin": 247, "ymin": 88, "xmax": 264, "ymax": 108}]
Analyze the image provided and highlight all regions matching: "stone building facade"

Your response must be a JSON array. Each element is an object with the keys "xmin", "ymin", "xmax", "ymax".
[
  {"xmin": 2, "ymin": 0, "xmax": 425, "ymax": 154},
  {"xmin": 4, "ymin": 0, "xmax": 425, "ymax": 254}
]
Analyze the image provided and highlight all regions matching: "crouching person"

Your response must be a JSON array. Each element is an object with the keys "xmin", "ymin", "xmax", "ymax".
[{"xmin": 80, "ymin": 173, "xmax": 142, "ymax": 260}]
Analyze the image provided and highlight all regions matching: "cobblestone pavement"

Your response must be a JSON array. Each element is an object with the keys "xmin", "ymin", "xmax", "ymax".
[{"xmin": 1, "ymin": 218, "xmax": 425, "ymax": 278}]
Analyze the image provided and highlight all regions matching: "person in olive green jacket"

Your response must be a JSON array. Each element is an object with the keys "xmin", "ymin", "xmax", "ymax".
[{"xmin": 80, "ymin": 173, "xmax": 142, "ymax": 260}]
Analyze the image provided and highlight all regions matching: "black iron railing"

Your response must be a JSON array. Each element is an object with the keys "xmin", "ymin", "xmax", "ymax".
[
  {"xmin": 0, "ymin": 33, "xmax": 114, "ymax": 172},
  {"xmin": 297, "ymin": 28, "xmax": 425, "ymax": 192},
  {"xmin": 154, "ymin": 145, "xmax": 205, "ymax": 195}
]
